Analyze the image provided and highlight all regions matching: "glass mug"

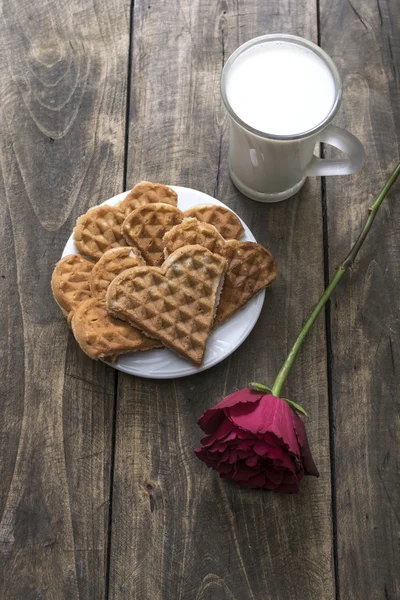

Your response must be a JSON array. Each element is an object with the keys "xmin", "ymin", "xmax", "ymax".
[{"xmin": 221, "ymin": 34, "xmax": 365, "ymax": 203}]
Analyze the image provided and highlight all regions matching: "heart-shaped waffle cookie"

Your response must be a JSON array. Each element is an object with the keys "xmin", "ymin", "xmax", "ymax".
[
  {"xmin": 71, "ymin": 298, "xmax": 161, "ymax": 360},
  {"xmin": 74, "ymin": 205, "xmax": 127, "ymax": 261},
  {"xmin": 216, "ymin": 240, "xmax": 277, "ymax": 324},
  {"xmin": 163, "ymin": 217, "xmax": 226, "ymax": 257},
  {"xmin": 106, "ymin": 245, "xmax": 227, "ymax": 366},
  {"xmin": 117, "ymin": 181, "xmax": 178, "ymax": 216},
  {"xmin": 122, "ymin": 203, "xmax": 183, "ymax": 266},
  {"xmin": 163, "ymin": 219, "xmax": 277, "ymax": 324},
  {"xmin": 90, "ymin": 247, "xmax": 145, "ymax": 300},
  {"xmin": 51, "ymin": 254, "xmax": 94, "ymax": 318},
  {"xmin": 184, "ymin": 204, "xmax": 244, "ymax": 240}
]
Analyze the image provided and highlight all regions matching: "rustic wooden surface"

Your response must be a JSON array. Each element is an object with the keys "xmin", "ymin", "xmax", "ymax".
[
  {"xmin": 0, "ymin": 0, "xmax": 130, "ymax": 598},
  {"xmin": 0, "ymin": 1, "xmax": 398, "ymax": 599},
  {"xmin": 321, "ymin": 0, "xmax": 400, "ymax": 599}
]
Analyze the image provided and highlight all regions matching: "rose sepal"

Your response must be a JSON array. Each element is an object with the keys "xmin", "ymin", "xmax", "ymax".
[{"xmin": 250, "ymin": 382, "xmax": 308, "ymax": 416}]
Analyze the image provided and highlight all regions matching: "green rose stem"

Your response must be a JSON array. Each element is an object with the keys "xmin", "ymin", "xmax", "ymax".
[{"xmin": 269, "ymin": 162, "xmax": 400, "ymax": 398}]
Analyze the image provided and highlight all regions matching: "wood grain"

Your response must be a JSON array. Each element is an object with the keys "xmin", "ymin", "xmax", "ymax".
[
  {"xmin": 320, "ymin": 0, "xmax": 400, "ymax": 598},
  {"xmin": 0, "ymin": 0, "xmax": 130, "ymax": 597},
  {"xmin": 109, "ymin": 1, "xmax": 334, "ymax": 599}
]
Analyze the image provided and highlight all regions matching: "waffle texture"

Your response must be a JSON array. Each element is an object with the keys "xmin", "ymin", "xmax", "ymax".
[
  {"xmin": 122, "ymin": 203, "xmax": 183, "ymax": 266},
  {"xmin": 216, "ymin": 240, "xmax": 277, "ymax": 324},
  {"xmin": 118, "ymin": 181, "xmax": 178, "ymax": 216},
  {"xmin": 74, "ymin": 205, "xmax": 127, "ymax": 261},
  {"xmin": 106, "ymin": 245, "xmax": 227, "ymax": 365},
  {"xmin": 51, "ymin": 254, "xmax": 93, "ymax": 317},
  {"xmin": 71, "ymin": 298, "xmax": 161, "ymax": 360},
  {"xmin": 164, "ymin": 218, "xmax": 226, "ymax": 257},
  {"xmin": 90, "ymin": 247, "xmax": 145, "ymax": 300},
  {"xmin": 184, "ymin": 204, "xmax": 244, "ymax": 240},
  {"xmin": 162, "ymin": 219, "xmax": 277, "ymax": 324}
]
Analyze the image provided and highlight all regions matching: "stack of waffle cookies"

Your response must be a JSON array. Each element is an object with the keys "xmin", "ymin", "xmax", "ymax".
[{"xmin": 51, "ymin": 182, "xmax": 277, "ymax": 366}]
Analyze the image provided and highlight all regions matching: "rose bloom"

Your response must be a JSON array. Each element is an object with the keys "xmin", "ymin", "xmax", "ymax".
[{"xmin": 195, "ymin": 388, "xmax": 319, "ymax": 493}]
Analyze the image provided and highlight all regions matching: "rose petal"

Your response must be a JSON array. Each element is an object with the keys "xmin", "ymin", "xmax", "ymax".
[
  {"xmin": 208, "ymin": 443, "xmax": 227, "ymax": 454},
  {"xmin": 216, "ymin": 450, "xmax": 231, "ymax": 466},
  {"xmin": 233, "ymin": 462, "xmax": 255, "ymax": 482},
  {"xmin": 213, "ymin": 388, "xmax": 263, "ymax": 410},
  {"xmin": 236, "ymin": 442, "xmax": 251, "ymax": 451},
  {"xmin": 227, "ymin": 395, "xmax": 302, "ymax": 457},
  {"xmin": 198, "ymin": 389, "xmax": 263, "ymax": 434},
  {"xmin": 228, "ymin": 451, "xmax": 238, "ymax": 464},
  {"xmin": 217, "ymin": 463, "xmax": 234, "ymax": 475},
  {"xmin": 266, "ymin": 466, "xmax": 284, "ymax": 486},
  {"xmin": 253, "ymin": 442, "xmax": 270, "ymax": 456},
  {"xmin": 245, "ymin": 456, "xmax": 259, "ymax": 467},
  {"xmin": 237, "ymin": 430, "xmax": 256, "ymax": 441},
  {"xmin": 292, "ymin": 413, "xmax": 320, "ymax": 477},
  {"xmin": 262, "ymin": 442, "xmax": 289, "ymax": 462},
  {"xmin": 243, "ymin": 472, "xmax": 266, "ymax": 488},
  {"xmin": 271, "ymin": 454, "xmax": 296, "ymax": 474},
  {"xmin": 263, "ymin": 431, "xmax": 285, "ymax": 447},
  {"xmin": 281, "ymin": 470, "xmax": 299, "ymax": 487},
  {"xmin": 224, "ymin": 430, "xmax": 240, "ymax": 442},
  {"xmin": 200, "ymin": 417, "xmax": 235, "ymax": 448},
  {"xmin": 262, "ymin": 478, "xmax": 278, "ymax": 491},
  {"xmin": 235, "ymin": 450, "xmax": 252, "ymax": 460}
]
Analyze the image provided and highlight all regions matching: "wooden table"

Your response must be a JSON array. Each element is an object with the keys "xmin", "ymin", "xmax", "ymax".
[{"xmin": 0, "ymin": 1, "xmax": 398, "ymax": 598}]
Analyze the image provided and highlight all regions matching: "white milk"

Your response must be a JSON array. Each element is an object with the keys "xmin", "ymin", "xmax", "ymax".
[{"xmin": 225, "ymin": 41, "xmax": 336, "ymax": 136}]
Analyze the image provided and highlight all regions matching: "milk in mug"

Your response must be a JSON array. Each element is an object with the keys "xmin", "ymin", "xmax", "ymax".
[
  {"xmin": 221, "ymin": 35, "xmax": 364, "ymax": 202},
  {"xmin": 225, "ymin": 41, "xmax": 336, "ymax": 136}
]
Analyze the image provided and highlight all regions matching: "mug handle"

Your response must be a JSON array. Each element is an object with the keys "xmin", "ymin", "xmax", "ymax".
[{"xmin": 305, "ymin": 124, "xmax": 365, "ymax": 176}]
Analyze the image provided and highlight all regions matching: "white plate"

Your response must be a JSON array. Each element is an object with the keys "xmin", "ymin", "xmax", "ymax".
[{"xmin": 62, "ymin": 186, "xmax": 265, "ymax": 378}]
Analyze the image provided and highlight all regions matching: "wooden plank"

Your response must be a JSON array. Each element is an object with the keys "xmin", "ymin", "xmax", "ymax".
[
  {"xmin": 109, "ymin": 2, "xmax": 335, "ymax": 599},
  {"xmin": 320, "ymin": 0, "xmax": 400, "ymax": 598},
  {"xmin": 0, "ymin": 0, "xmax": 130, "ymax": 598}
]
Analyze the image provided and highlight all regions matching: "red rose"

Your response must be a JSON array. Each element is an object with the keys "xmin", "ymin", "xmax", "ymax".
[{"xmin": 195, "ymin": 388, "xmax": 319, "ymax": 493}]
